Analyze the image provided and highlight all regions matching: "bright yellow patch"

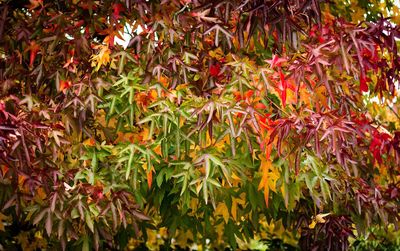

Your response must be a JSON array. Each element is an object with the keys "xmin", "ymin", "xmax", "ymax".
[{"xmin": 90, "ymin": 44, "xmax": 111, "ymax": 71}]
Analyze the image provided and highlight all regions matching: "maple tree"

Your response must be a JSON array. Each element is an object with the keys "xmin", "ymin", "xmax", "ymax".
[{"xmin": 0, "ymin": 0, "xmax": 399, "ymax": 250}]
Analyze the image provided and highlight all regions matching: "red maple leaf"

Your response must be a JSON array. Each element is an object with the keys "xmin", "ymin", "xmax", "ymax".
[
  {"xmin": 360, "ymin": 72, "xmax": 369, "ymax": 93},
  {"xmin": 60, "ymin": 80, "xmax": 72, "ymax": 92},
  {"xmin": 112, "ymin": 3, "xmax": 124, "ymax": 20},
  {"xmin": 94, "ymin": 186, "xmax": 104, "ymax": 200},
  {"xmin": 210, "ymin": 64, "xmax": 221, "ymax": 77},
  {"xmin": 369, "ymin": 131, "xmax": 391, "ymax": 164}
]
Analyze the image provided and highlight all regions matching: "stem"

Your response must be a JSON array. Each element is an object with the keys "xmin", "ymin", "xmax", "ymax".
[{"xmin": 388, "ymin": 105, "xmax": 400, "ymax": 120}]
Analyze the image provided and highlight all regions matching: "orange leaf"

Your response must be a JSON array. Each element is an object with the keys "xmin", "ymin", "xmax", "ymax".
[
  {"xmin": 83, "ymin": 137, "xmax": 96, "ymax": 146},
  {"xmin": 26, "ymin": 41, "xmax": 40, "ymax": 68},
  {"xmin": 26, "ymin": 0, "xmax": 43, "ymax": 10},
  {"xmin": 255, "ymin": 102, "xmax": 266, "ymax": 110},
  {"xmin": 158, "ymin": 76, "xmax": 169, "ymax": 88},
  {"xmin": 258, "ymin": 155, "xmax": 280, "ymax": 207},
  {"xmin": 59, "ymin": 80, "xmax": 72, "ymax": 92},
  {"xmin": 0, "ymin": 165, "xmax": 8, "ymax": 176},
  {"xmin": 147, "ymin": 167, "xmax": 154, "ymax": 189}
]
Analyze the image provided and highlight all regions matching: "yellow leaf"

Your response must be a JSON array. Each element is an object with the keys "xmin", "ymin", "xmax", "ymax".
[
  {"xmin": 393, "ymin": 6, "xmax": 400, "ymax": 24},
  {"xmin": 190, "ymin": 198, "xmax": 199, "ymax": 210},
  {"xmin": 258, "ymin": 155, "xmax": 280, "ymax": 207},
  {"xmin": 83, "ymin": 137, "xmax": 96, "ymax": 146},
  {"xmin": 315, "ymin": 85, "xmax": 328, "ymax": 109},
  {"xmin": 298, "ymin": 84, "xmax": 312, "ymax": 106},
  {"xmin": 215, "ymin": 203, "xmax": 229, "ymax": 223},
  {"xmin": 175, "ymin": 230, "xmax": 194, "ymax": 248},
  {"xmin": 285, "ymin": 88, "xmax": 296, "ymax": 106},
  {"xmin": 90, "ymin": 44, "xmax": 111, "ymax": 71},
  {"xmin": 309, "ymin": 212, "xmax": 331, "ymax": 229},
  {"xmin": 231, "ymin": 197, "xmax": 245, "ymax": 220},
  {"xmin": 214, "ymin": 134, "xmax": 229, "ymax": 152},
  {"xmin": 195, "ymin": 181, "xmax": 202, "ymax": 194},
  {"xmin": 341, "ymin": 82, "xmax": 351, "ymax": 96},
  {"xmin": 208, "ymin": 47, "xmax": 224, "ymax": 60},
  {"xmin": 350, "ymin": 3, "xmax": 366, "ymax": 23},
  {"xmin": 315, "ymin": 212, "xmax": 331, "ymax": 223},
  {"xmin": 231, "ymin": 172, "xmax": 241, "ymax": 181}
]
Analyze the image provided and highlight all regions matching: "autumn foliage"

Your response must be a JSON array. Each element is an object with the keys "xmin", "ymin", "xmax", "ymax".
[{"xmin": 0, "ymin": 0, "xmax": 400, "ymax": 250}]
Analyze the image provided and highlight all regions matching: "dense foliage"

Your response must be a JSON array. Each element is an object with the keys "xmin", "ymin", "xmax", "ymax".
[{"xmin": 0, "ymin": 0, "xmax": 399, "ymax": 250}]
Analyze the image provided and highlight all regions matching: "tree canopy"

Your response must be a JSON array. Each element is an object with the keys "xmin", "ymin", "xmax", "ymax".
[{"xmin": 0, "ymin": 0, "xmax": 399, "ymax": 250}]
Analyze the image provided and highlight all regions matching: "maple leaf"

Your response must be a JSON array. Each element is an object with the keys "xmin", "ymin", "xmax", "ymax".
[
  {"xmin": 265, "ymin": 54, "xmax": 286, "ymax": 69},
  {"xmin": 83, "ymin": 137, "xmax": 96, "ymax": 146},
  {"xmin": 233, "ymin": 90, "xmax": 254, "ymax": 102},
  {"xmin": 26, "ymin": 0, "xmax": 43, "ymax": 10},
  {"xmin": 25, "ymin": 41, "xmax": 40, "ymax": 68},
  {"xmin": 309, "ymin": 213, "xmax": 331, "ymax": 229},
  {"xmin": 104, "ymin": 35, "xmax": 116, "ymax": 48},
  {"xmin": 279, "ymin": 70, "xmax": 287, "ymax": 107},
  {"xmin": 362, "ymin": 47, "xmax": 378, "ymax": 62},
  {"xmin": 158, "ymin": 76, "xmax": 169, "ymax": 88},
  {"xmin": 258, "ymin": 156, "xmax": 280, "ymax": 207},
  {"xmin": 19, "ymin": 95, "xmax": 34, "ymax": 111},
  {"xmin": 360, "ymin": 72, "xmax": 369, "ymax": 93},
  {"xmin": 112, "ymin": 3, "xmax": 124, "ymax": 20},
  {"xmin": 257, "ymin": 114, "xmax": 278, "ymax": 160},
  {"xmin": 92, "ymin": 186, "xmax": 104, "ymax": 200},
  {"xmin": 210, "ymin": 64, "xmax": 221, "ymax": 77},
  {"xmin": 99, "ymin": 25, "xmax": 125, "ymax": 47},
  {"xmin": 369, "ymin": 131, "xmax": 391, "ymax": 164},
  {"xmin": 309, "ymin": 24, "xmax": 319, "ymax": 38},
  {"xmin": 59, "ymin": 80, "xmax": 72, "ymax": 93},
  {"xmin": 231, "ymin": 197, "xmax": 246, "ymax": 221},
  {"xmin": 144, "ymin": 163, "xmax": 155, "ymax": 189},
  {"xmin": 90, "ymin": 44, "xmax": 111, "ymax": 71},
  {"xmin": 191, "ymin": 9, "xmax": 221, "ymax": 23},
  {"xmin": 215, "ymin": 203, "xmax": 229, "ymax": 223},
  {"xmin": 135, "ymin": 90, "xmax": 157, "ymax": 111},
  {"xmin": 254, "ymin": 102, "xmax": 266, "ymax": 110},
  {"xmin": 63, "ymin": 54, "xmax": 79, "ymax": 73},
  {"xmin": 204, "ymin": 24, "xmax": 233, "ymax": 47}
]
